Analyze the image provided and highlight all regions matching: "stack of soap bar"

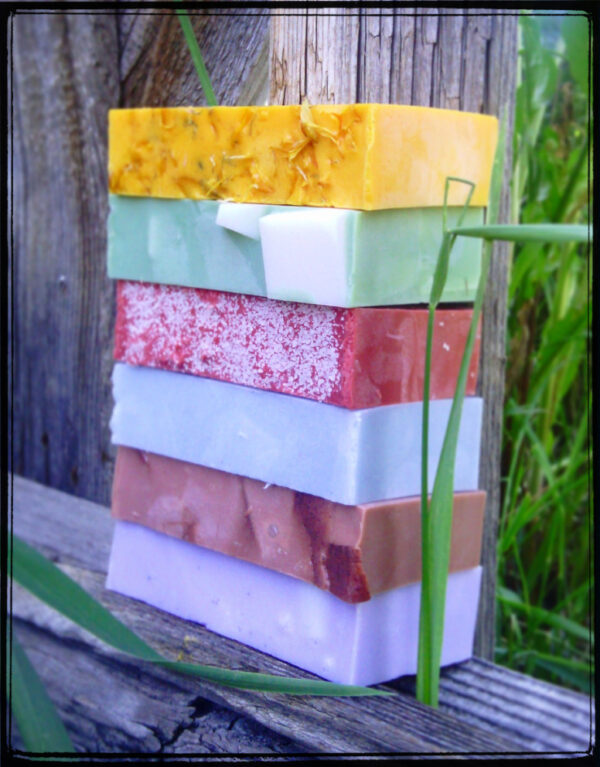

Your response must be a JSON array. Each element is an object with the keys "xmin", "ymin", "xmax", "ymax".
[
  {"xmin": 114, "ymin": 280, "xmax": 480, "ymax": 407},
  {"xmin": 106, "ymin": 103, "xmax": 497, "ymax": 686}
]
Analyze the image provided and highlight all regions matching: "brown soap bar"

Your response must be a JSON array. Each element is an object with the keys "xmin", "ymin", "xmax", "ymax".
[{"xmin": 112, "ymin": 446, "xmax": 486, "ymax": 603}]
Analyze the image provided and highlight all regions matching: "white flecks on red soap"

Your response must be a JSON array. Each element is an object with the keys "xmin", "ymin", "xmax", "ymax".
[{"xmin": 115, "ymin": 281, "xmax": 346, "ymax": 402}]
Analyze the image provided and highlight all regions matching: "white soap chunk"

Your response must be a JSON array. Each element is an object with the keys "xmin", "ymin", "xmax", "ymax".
[
  {"xmin": 259, "ymin": 209, "xmax": 351, "ymax": 306},
  {"xmin": 216, "ymin": 202, "xmax": 269, "ymax": 240},
  {"xmin": 110, "ymin": 363, "xmax": 482, "ymax": 505},
  {"xmin": 107, "ymin": 521, "xmax": 482, "ymax": 686}
]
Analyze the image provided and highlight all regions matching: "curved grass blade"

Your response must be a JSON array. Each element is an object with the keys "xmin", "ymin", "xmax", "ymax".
[
  {"xmin": 431, "ymin": 178, "xmax": 476, "ymax": 306},
  {"xmin": 417, "ymin": 176, "xmax": 476, "ymax": 704},
  {"xmin": 497, "ymin": 586, "xmax": 593, "ymax": 643},
  {"xmin": 551, "ymin": 136, "xmax": 589, "ymax": 222},
  {"xmin": 417, "ymin": 114, "xmax": 507, "ymax": 707},
  {"xmin": 447, "ymin": 223, "xmax": 591, "ymax": 243},
  {"xmin": 175, "ymin": 2, "xmax": 218, "ymax": 107},
  {"xmin": 10, "ymin": 535, "xmax": 391, "ymax": 697},
  {"xmin": 12, "ymin": 536, "xmax": 161, "ymax": 661},
  {"xmin": 9, "ymin": 633, "xmax": 75, "ymax": 753},
  {"xmin": 155, "ymin": 661, "xmax": 382, "ymax": 696}
]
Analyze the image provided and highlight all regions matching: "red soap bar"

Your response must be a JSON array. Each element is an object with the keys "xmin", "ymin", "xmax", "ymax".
[
  {"xmin": 114, "ymin": 281, "xmax": 480, "ymax": 408},
  {"xmin": 111, "ymin": 446, "xmax": 486, "ymax": 603}
]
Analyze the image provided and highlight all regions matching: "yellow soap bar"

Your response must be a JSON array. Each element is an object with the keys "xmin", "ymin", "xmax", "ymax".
[{"xmin": 108, "ymin": 104, "xmax": 498, "ymax": 210}]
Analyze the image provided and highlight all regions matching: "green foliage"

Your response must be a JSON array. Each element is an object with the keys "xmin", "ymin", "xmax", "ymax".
[
  {"xmin": 9, "ymin": 634, "xmax": 75, "ymax": 753},
  {"xmin": 496, "ymin": 11, "xmax": 593, "ymax": 693}
]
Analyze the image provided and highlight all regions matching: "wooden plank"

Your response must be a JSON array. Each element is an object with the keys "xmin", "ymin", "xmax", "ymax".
[
  {"xmin": 11, "ymin": 615, "xmax": 301, "ymax": 755},
  {"xmin": 268, "ymin": 7, "xmax": 518, "ymax": 660},
  {"xmin": 9, "ymin": 8, "xmax": 269, "ymax": 508},
  {"xmin": 394, "ymin": 663, "xmax": 594, "ymax": 754},
  {"xmin": 474, "ymin": 12, "xmax": 519, "ymax": 662},
  {"xmin": 10, "ymin": 13, "xmax": 120, "ymax": 505},
  {"xmin": 8, "ymin": 477, "xmax": 594, "ymax": 756}
]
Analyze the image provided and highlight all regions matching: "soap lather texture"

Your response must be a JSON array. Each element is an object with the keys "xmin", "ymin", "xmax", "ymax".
[
  {"xmin": 112, "ymin": 447, "xmax": 486, "ymax": 603},
  {"xmin": 114, "ymin": 281, "xmax": 480, "ymax": 408},
  {"xmin": 108, "ymin": 104, "xmax": 498, "ymax": 209}
]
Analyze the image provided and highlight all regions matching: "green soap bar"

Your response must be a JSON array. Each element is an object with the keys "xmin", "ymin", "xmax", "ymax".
[
  {"xmin": 107, "ymin": 197, "xmax": 267, "ymax": 295},
  {"xmin": 107, "ymin": 196, "xmax": 483, "ymax": 306},
  {"xmin": 350, "ymin": 207, "xmax": 483, "ymax": 305}
]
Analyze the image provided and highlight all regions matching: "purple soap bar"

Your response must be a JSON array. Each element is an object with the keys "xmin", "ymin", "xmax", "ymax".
[{"xmin": 107, "ymin": 520, "xmax": 483, "ymax": 686}]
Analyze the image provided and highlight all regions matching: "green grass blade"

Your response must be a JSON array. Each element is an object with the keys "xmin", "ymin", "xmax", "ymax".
[
  {"xmin": 155, "ymin": 661, "xmax": 387, "ymax": 696},
  {"xmin": 533, "ymin": 654, "xmax": 593, "ymax": 695},
  {"xmin": 11, "ymin": 535, "xmax": 390, "ymax": 697},
  {"xmin": 12, "ymin": 536, "xmax": 161, "ymax": 661},
  {"xmin": 448, "ymin": 223, "xmax": 590, "ymax": 243},
  {"xmin": 551, "ymin": 137, "xmax": 589, "ymax": 222},
  {"xmin": 417, "ymin": 176, "xmax": 476, "ymax": 704},
  {"xmin": 497, "ymin": 648, "xmax": 593, "ymax": 694},
  {"xmin": 500, "ymin": 469, "xmax": 589, "ymax": 556},
  {"xmin": 175, "ymin": 3, "xmax": 218, "ymax": 106},
  {"xmin": 9, "ymin": 633, "xmax": 75, "ymax": 752},
  {"xmin": 416, "ymin": 113, "xmax": 507, "ymax": 707},
  {"xmin": 430, "ymin": 179, "xmax": 476, "ymax": 306},
  {"xmin": 497, "ymin": 586, "xmax": 592, "ymax": 642}
]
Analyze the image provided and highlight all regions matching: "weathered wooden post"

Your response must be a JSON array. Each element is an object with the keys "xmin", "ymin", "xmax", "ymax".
[
  {"xmin": 10, "ymin": 10, "xmax": 268, "ymax": 500},
  {"xmin": 269, "ymin": 8, "xmax": 518, "ymax": 658}
]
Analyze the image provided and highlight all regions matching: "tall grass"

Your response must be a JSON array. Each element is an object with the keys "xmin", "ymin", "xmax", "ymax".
[{"xmin": 496, "ymin": 12, "xmax": 593, "ymax": 693}]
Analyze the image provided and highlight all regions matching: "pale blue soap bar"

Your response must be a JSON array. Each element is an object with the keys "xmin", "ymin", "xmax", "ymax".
[
  {"xmin": 111, "ymin": 363, "xmax": 482, "ymax": 505},
  {"xmin": 107, "ymin": 196, "xmax": 484, "ymax": 307}
]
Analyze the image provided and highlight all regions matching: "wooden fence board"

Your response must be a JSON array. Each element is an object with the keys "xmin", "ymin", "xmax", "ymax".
[{"xmin": 9, "ymin": 8, "xmax": 269, "ymax": 508}]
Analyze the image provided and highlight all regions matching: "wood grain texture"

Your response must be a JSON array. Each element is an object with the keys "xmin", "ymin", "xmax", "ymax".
[
  {"xmin": 12, "ymin": 617, "xmax": 302, "ymax": 755},
  {"xmin": 11, "ymin": 13, "xmax": 120, "ymax": 505},
  {"xmin": 269, "ymin": 8, "xmax": 518, "ymax": 658},
  {"xmin": 474, "ymin": 14, "xmax": 519, "ymax": 661},
  {"xmin": 8, "ymin": 477, "xmax": 595, "ymax": 756},
  {"xmin": 118, "ymin": 8, "xmax": 268, "ymax": 107},
  {"xmin": 9, "ymin": 8, "xmax": 269, "ymax": 507}
]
